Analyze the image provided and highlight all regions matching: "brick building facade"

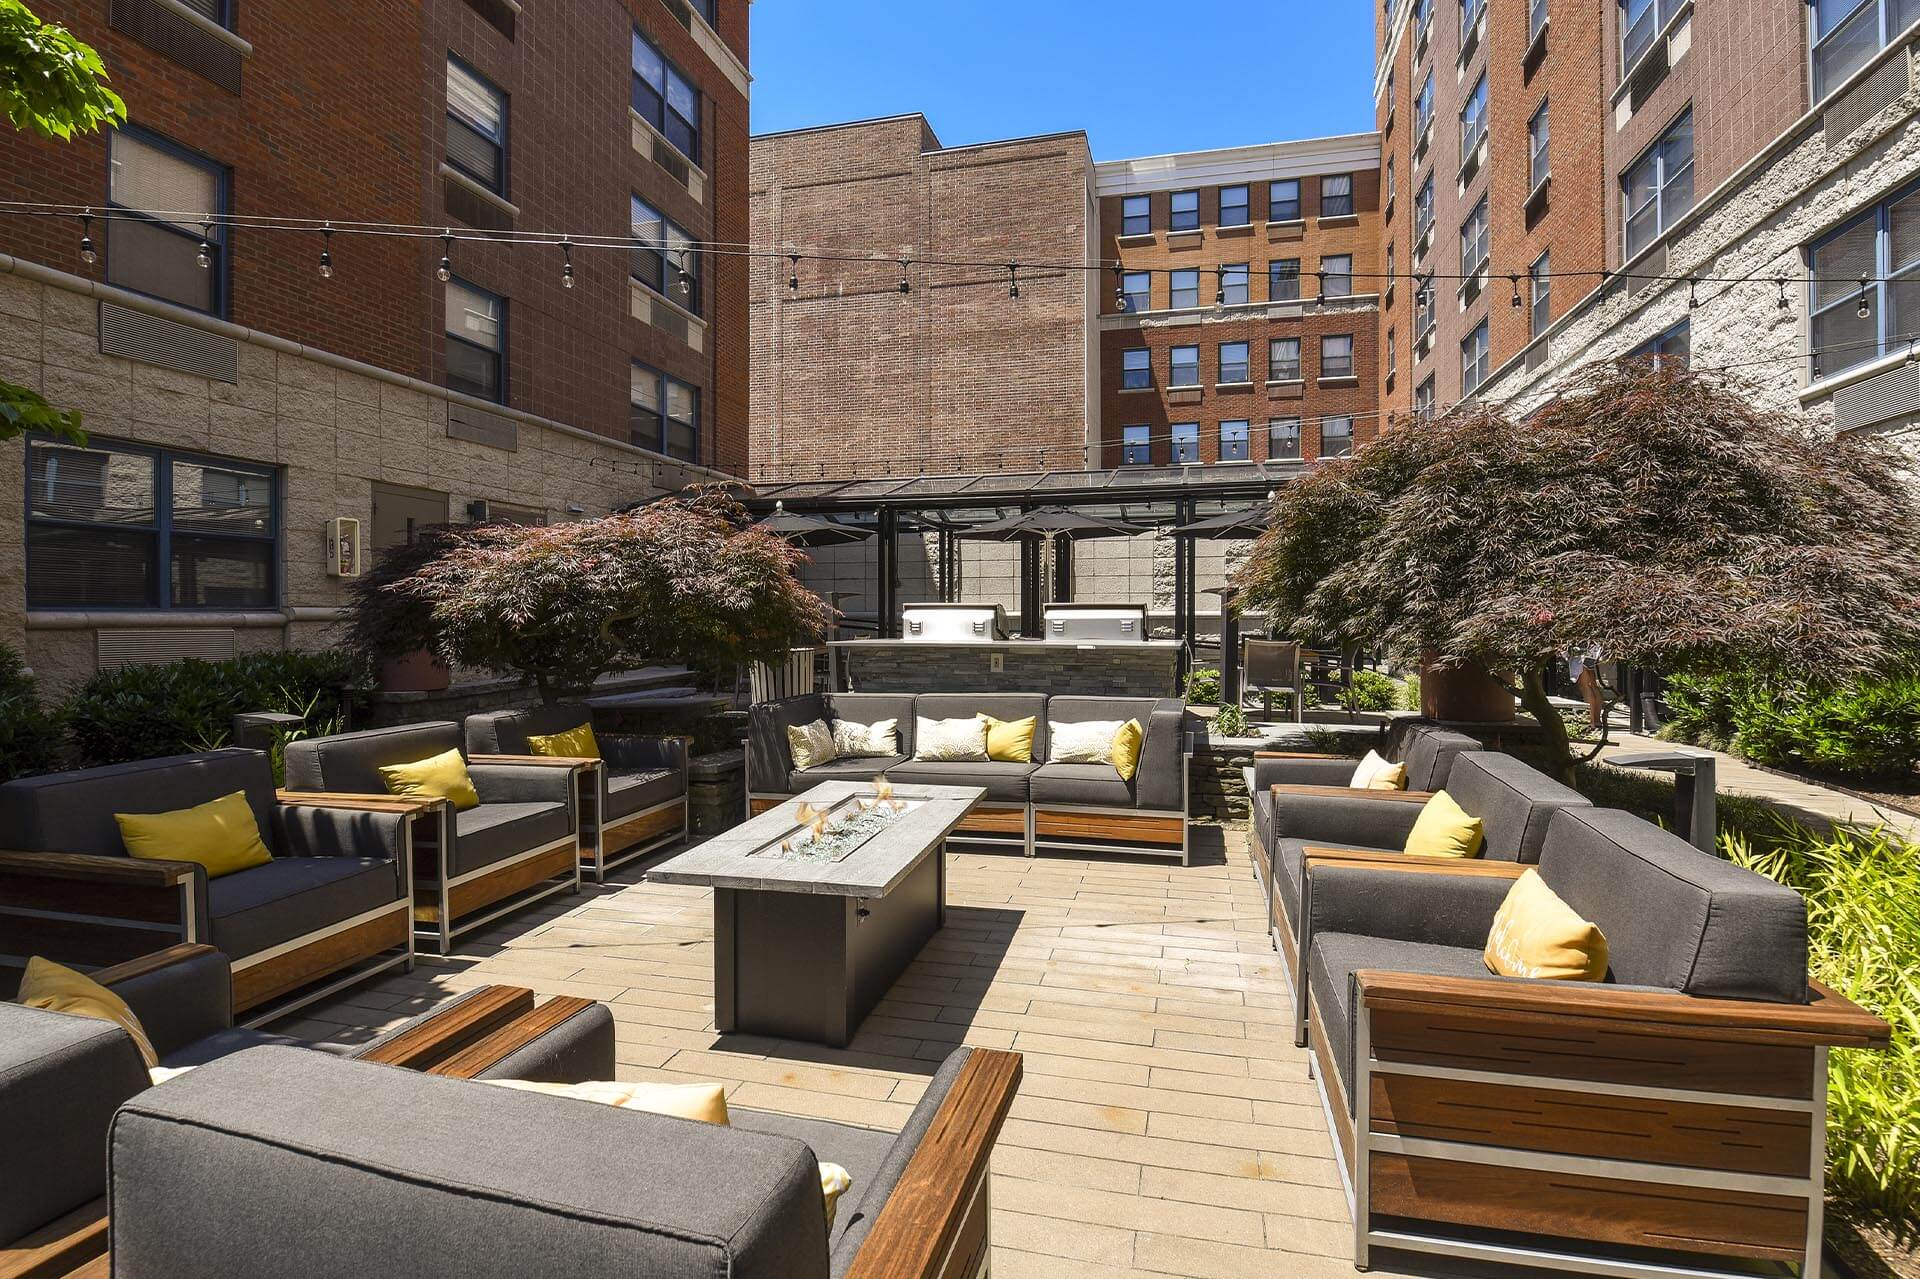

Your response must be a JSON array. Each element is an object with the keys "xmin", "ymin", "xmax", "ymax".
[{"xmin": 0, "ymin": 0, "xmax": 750, "ymax": 684}]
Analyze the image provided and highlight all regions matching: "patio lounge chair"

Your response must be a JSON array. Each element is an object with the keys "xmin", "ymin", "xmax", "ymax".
[
  {"xmin": 104, "ymin": 1042, "xmax": 1022, "ymax": 1279},
  {"xmin": 0, "ymin": 749, "xmax": 421, "ymax": 1018},
  {"xmin": 1298, "ymin": 806, "xmax": 1889, "ymax": 1278},
  {"xmin": 464, "ymin": 703, "xmax": 689, "ymax": 881},
  {"xmin": 283, "ymin": 722, "xmax": 583, "ymax": 954}
]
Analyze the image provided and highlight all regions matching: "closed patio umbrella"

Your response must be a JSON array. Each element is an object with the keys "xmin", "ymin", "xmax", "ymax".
[
  {"xmin": 753, "ymin": 501, "xmax": 873, "ymax": 548},
  {"xmin": 954, "ymin": 507, "xmax": 1151, "ymax": 616},
  {"xmin": 1171, "ymin": 506, "xmax": 1268, "ymax": 539}
]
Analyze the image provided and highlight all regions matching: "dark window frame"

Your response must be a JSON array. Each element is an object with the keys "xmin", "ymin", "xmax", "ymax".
[
  {"xmin": 630, "ymin": 360, "xmax": 703, "ymax": 462},
  {"xmin": 446, "ymin": 53, "xmax": 508, "ymax": 196},
  {"xmin": 1621, "ymin": 108, "xmax": 1694, "ymax": 260},
  {"xmin": 1320, "ymin": 173, "xmax": 1355, "ymax": 217},
  {"xmin": 105, "ymin": 126, "xmax": 230, "ymax": 319},
  {"xmin": 631, "ymin": 27, "xmax": 702, "ymax": 164},
  {"xmin": 1219, "ymin": 419, "xmax": 1250, "ymax": 461},
  {"xmin": 1170, "ymin": 422, "xmax": 1200, "ymax": 464},
  {"xmin": 1269, "ymin": 178, "xmax": 1301, "ymax": 222},
  {"xmin": 1268, "ymin": 417, "xmax": 1302, "ymax": 461},
  {"xmin": 1121, "ymin": 347, "xmax": 1152, "ymax": 390},
  {"xmin": 1169, "ymin": 345, "xmax": 1201, "ymax": 387},
  {"xmin": 1320, "ymin": 333, "xmax": 1355, "ymax": 379},
  {"xmin": 1121, "ymin": 424, "xmax": 1151, "ymax": 466},
  {"xmin": 1320, "ymin": 416, "xmax": 1354, "ymax": 458},
  {"xmin": 1121, "ymin": 270, "xmax": 1152, "ymax": 312},
  {"xmin": 1170, "ymin": 268, "xmax": 1201, "ymax": 310},
  {"xmin": 630, "ymin": 193, "xmax": 703, "ymax": 316},
  {"xmin": 1169, "ymin": 189, "xmax": 1201, "ymax": 231},
  {"xmin": 1269, "ymin": 336, "xmax": 1302, "ymax": 381},
  {"xmin": 445, "ymin": 275, "xmax": 507, "ymax": 404},
  {"xmin": 1219, "ymin": 184, "xmax": 1251, "ymax": 227},
  {"xmin": 1219, "ymin": 341, "xmax": 1250, "ymax": 384},
  {"xmin": 1121, "ymin": 193, "xmax": 1152, "ymax": 236}
]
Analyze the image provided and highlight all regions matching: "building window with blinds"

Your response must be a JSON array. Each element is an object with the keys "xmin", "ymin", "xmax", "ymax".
[
  {"xmin": 632, "ymin": 29, "xmax": 701, "ymax": 162},
  {"xmin": 631, "ymin": 363, "xmax": 701, "ymax": 462},
  {"xmin": 446, "ymin": 57, "xmax": 508, "ymax": 195},
  {"xmin": 107, "ymin": 129, "xmax": 227, "ymax": 317},
  {"xmin": 445, "ymin": 278, "xmax": 506, "ymax": 403},
  {"xmin": 26, "ymin": 438, "xmax": 276, "ymax": 610},
  {"xmin": 631, "ymin": 195, "xmax": 702, "ymax": 314}
]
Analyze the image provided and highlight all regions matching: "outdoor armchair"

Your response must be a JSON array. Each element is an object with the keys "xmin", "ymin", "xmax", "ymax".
[
  {"xmin": 283, "ymin": 722, "xmax": 582, "ymax": 954},
  {"xmin": 465, "ymin": 703, "xmax": 689, "ymax": 880},
  {"xmin": 0, "ymin": 749, "xmax": 418, "ymax": 1019}
]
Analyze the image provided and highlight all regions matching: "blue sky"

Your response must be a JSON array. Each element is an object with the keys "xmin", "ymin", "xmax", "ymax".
[{"xmin": 749, "ymin": 3, "xmax": 1376, "ymax": 160}]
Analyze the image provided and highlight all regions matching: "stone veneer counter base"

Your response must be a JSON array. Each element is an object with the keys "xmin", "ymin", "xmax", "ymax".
[{"xmin": 831, "ymin": 638, "xmax": 1183, "ymax": 696}]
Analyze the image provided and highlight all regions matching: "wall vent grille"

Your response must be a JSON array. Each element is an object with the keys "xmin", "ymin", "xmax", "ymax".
[
  {"xmin": 447, "ymin": 403, "xmax": 519, "ymax": 451},
  {"xmin": 1834, "ymin": 363, "xmax": 1920, "ymax": 433},
  {"xmin": 1823, "ymin": 50, "xmax": 1912, "ymax": 145},
  {"xmin": 98, "ymin": 302, "xmax": 239, "ymax": 383},
  {"xmin": 109, "ymin": 0, "xmax": 241, "ymax": 92},
  {"xmin": 97, "ymin": 628, "xmax": 238, "ymax": 670},
  {"xmin": 1626, "ymin": 245, "xmax": 1667, "ymax": 298}
]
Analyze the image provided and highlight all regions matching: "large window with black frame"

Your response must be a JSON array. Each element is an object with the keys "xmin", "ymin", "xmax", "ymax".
[
  {"xmin": 107, "ymin": 129, "xmax": 227, "ymax": 316},
  {"xmin": 446, "ymin": 56, "xmax": 507, "ymax": 195},
  {"xmin": 632, "ymin": 28, "xmax": 701, "ymax": 162},
  {"xmin": 631, "ymin": 195, "xmax": 702, "ymax": 314},
  {"xmin": 632, "ymin": 362, "xmax": 701, "ymax": 462},
  {"xmin": 445, "ymin": 278, "xmax": 505, "ymax": 403}
]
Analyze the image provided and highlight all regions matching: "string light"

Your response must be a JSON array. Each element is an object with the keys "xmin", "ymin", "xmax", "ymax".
[
  {"xmin": 677, "ymin": 251, "xmax": 692, "ymax": 298},
  {"xmin": 898, "ymin": 260, "xmax": 910, "ymax": 295},
  {"xmin": 318, "ymin": 226, "xmax": 333, "ymax": 279},
  {"xmin": 1112, "ymin": 265, "xmax": 1125, "ymax": 309},
  {"xmin": 78, "ymin": 211, "xmax": 95, "ymax": 267},
  {"xmin": 1007, "ymin": 263, "xmax": 1019, "ymax": 299},
  {"xmin": 1509, "ymin": 274, "xmax": 1522, "ymax": 309},
  {"xmin": 1215, "ymin": 267, "xmax": 1226, "ymax": 306},
  {"xmin": 436, "ymin": 232, "xmax": 452, "ymax": 283},
  {"xmin": 1777, "ymin": 277, "xmax": 1789, "ymax": 311},
  {"xmin": 558, "ymin": 238, "xmax": 574, "ymax": 289},
  {"xmin": 1314, "ymin": 270, "xmax": 1326, "ymax": 306},
  {"xmin": 788, "ymin": 253, "xmax": 800, "ymax": 293},
  {"xmin": 1858, "ymin": 275, "xmax": 1872, "ymax": 320},
  {"xmin": 195, "ymin": 221, "xmax": 213, "ymax": 269},
  {"xmin": 1687, "ymin": 276, "xmax": 1699, "ymax": 309}
]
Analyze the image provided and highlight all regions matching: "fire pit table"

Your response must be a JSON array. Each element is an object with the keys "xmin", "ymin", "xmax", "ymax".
[{"xmin": 647, "ymin": 779, "xmax": 983, "ymax": 1047}]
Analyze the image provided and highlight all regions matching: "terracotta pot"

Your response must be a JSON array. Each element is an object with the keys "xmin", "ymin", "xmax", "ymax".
[
  {"xmin": 1419, "ymin": 653, "xmax": 1515, "ymax": 722},
  {"xmin": 379, "ymin": 649, "xmax": 451, "ymax": 693}
]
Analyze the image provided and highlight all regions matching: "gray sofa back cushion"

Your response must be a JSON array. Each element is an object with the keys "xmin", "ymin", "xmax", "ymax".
[
  {"xmin": 1397, "ymin": 727, "xmax": 1481, "ymax": 791},
  {"xmin": 912, "ymin": 693, "xmax": 1048, "ymax": 759},
  {"xmin": 1045, "ymin": 696, "xmax": 1186, "ymax": 812},
  {"xmin": 827, "ymin": 694, "xmax": 919, "ymax": 753},
  {"xmin": 110, "ymin": 1047, "xmax": 830, "ymax": 1279},
  {"xmin": 1541, "ymin": 807, "xmax": 1809, "ymax": 1002},
  {"xmin": 465, "ymin": 704, "xmax": 592, "ymax": 756},
  {"xmin": 1, "ymin": 1002, "xmax": 149, "ymax": 1244},
  {"xmin": 0, "ymin": 749, "xmax": 276, "ymax": 858},
  {"xmin": 831, "ymin": 1045, "xmax": 974, "ymax": 1275},
  {"xmin": 1444, "ymin": 752, "xmax": 1590, "ymax": 863},
  {"xmin": 283, "ymin": 722, "xmax": 463, "ymax": 795},
  {"xmin": 747, "ymin": 693, "xmax": 829, "ymax": 792}
]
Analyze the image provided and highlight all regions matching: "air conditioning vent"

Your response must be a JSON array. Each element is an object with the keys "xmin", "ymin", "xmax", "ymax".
[
  {"xmin": 1834, "ymin": 362, "xmax": 1920, "ymax": 433},
  {"xmin": 443, "ymin": 176, "xmax": 514, "ymax": 233},
  {"xmin": 1525, "ymin": 341, "xmax": 1548, "ymax": 372},
  {"xmin": 97, "ymin": 628, "xmax": 237, "ymax": 670},
  {"xmin": 109, "ymin": 0, "xmax": 242, "ymax": 92},
  {"xmin": 461, "ymin": 0, "xmax": 515, "ymax": 39},
  {"xmin": 98, "ymin": 302, "xmax": 238, "ymax": 383},
  {"xmin": 1824, "ymin": 51, "xmax": 1911, "ymax": 145},
  {"xmin": 1626, "ymin": 244, "xmax": 1668, "ymax": 298},
  {"xmin": 447, "ymin": 403, "xmax": 519, "ymax": 452}
]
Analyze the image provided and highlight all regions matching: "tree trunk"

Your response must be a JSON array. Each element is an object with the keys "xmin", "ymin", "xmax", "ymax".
[{"xmin": 1518, "ymin": 660, "xmax": 1575, "ymax": 784}]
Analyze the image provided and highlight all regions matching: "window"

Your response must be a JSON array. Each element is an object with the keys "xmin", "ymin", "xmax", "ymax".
[
  {"xmin": 1220, "ymin": 420, "xmax": 1250, "ymax": 461},
  {"xmin": 446, "ymin": 278, "xmax": 505, "ymax": 403},
  {"xmin": 1122, "ymin": 347, "xmax": 1151, "ymax": 390},
  {"xmin": 1320, "ymin": 334, "xmax": 1355, "ymax": 379},
  {"xmin": 1807, "ymin": 182, "xmax": 1920, "ymax": 380},
  {"xmin": 27, "ymin": 438, "xmax": 275, "ymax": 610},
  {"xmin": 1122, "ymin": 425, "xmax": 1151, "ymax": 466},
  {"xmin": 1460, "ymin": 195, "xmax": 1490, "ymax": 276},
  {"xmin": 1384, "ymin": 155, "xmax": 1396, "ymax": 209},
  {"xmin": 1171, "ymin": 423, "xmax": 1200, "ymax": 464},
  {"xmin": 1122, "ymin": 270, "xmax": 1151, "ymax": 312},
  {"xmin": 1627, "ymin": 319, "xmax": 1691, "ymax": 371},
  {"xmin": 1321, "ymin": 254, "xmax": 1353, "ymax": 298},
  {"xmin": 1385, "ymin": 242, "xmax": 1396, "ymax": 290},
  {"xmin": 1220, "ymin": 263, "xmax": 1250, "ymax": 305},
  {"xmin": 1414, "ymin": 175, "xmax": 1435, "ymax": 244},
  {"xmin": 1622, "ymin": 110, "xmax": 1694, "ymax": 258},
  {"xmin": 175, "ymin": 0, "xmax": 230, "ymax": 25},
  {"xmin": 446, "ymin": 57, "xmax": 507, "ymax": 194},
  {"xmin": 686, "ymin": 0, "xmax": 718, "ymax": 23},
  {"xmin": 1459, "ymin": 74, "xmax": 1488, "ymax": 158},
  {"xmin": 632, "ymin": 29, "xmax": 700, "ymax": 161},
  {"xmin": 631, "ymin": 362, "xmax": 701, "ymax": 461},
  {"xmin": 1460, "ymin": 0, "xmax": 1486, "ymax": 41},
  {"xmin": 1414, "ymin": 376, "xmax": 1436, "ymax": 419},
  {"xmin": 1414, "ymin": 72, "xmax": 1435, "ymax": 137},
  {"xmin": 107, "ymin": 130, "xmax": 226, "ymax": 316},
  {"xmin": 1269, "ymin": 418, "xmax": 1302, "ymax": 460},
  {"xmin": 1530, "ymin": 0, "xmax": 1548, "ymax": 41},
  {"xmin": 1529, "ymin": 101, "xmax": 1551, "ymax": 191},
  {"xmin": 1813, "ymin": 0, "xmax": 1920, "ymax": 102},
  {"xmin": 1122, "ymin": 194, "xmax": 1151, "ymax": 236},
  {"xmin": 1530, "ymin": 251, "xmax": 1552, "ymax": 337},
  {"xmin": 1415, "ymin": 273, "xmax": 1437, "ymax": 335},
  {"xmin": 1170, "ymin": 189, "xmax": 1200, "ymax": 231},
  {"xmin": 1320, "ymin": 416, "xmax": 1354, "ymax": 458},
  {"xmin": 1269, "ymin": 337, "xmax": 1301, "ymax": 381},
  {"xmin": 1219, "ymin": 341, "xmax": 1250, "ymax": 384},
  {"xmin": 1461, "ymin": 319, "xmax": 1490, "ymax": 394},
  {"xmin": 1387, "ymin": 328, "xmax": 1397, "ymax": 374},
  {"xmin": 1415, "ymin": 0, "xmax": 1435, "ymax": 39},
  {"xmin": 1269, "ymin": 179, "xmax": 1300, "ymax": 221},
  {"xmin": 1320, "ymin": 174, "xmax": 1354, "ymax": 218},
  {"xmin": 1621, "ymin": 0, "xmax": 1686, "ymax": 76},
  {"xmin": 1170, "ymin": 345, "xmax": 1200, "ymax": 387},
  {"xmin": 1171, "ymin": 269, "xmax": 1201, "ymax": 310},
  {"xmin": 631, "ymin": 195, "xmax": 701, "ymax": 313},
  {"xmin": 1220, "ymin": 185, "xmax": 1250, "ymax": 227},
  {"xmin": 1269, "ymin": 258, "xmax": 1301, "ymax": 302}
]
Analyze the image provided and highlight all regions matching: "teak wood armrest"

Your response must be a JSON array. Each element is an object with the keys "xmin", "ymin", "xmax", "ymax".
[
  {"xmin": 1270, "ymin": 784, "xmax": 1434, "ymax": 803},
  {"xmin": 1354, "ymin": 971, "xmax": 1891, "ymax": 1048},
  {"xmin": 1253, "ymin": 750, "xmax": 1347, "ymax": 760},
  {"xmin": 427, "ymin": 995, "xmax": 596, "ymax": 1078},
  {"xmin": 355, "ymin": 985, "xmax": 537, "ymax": 1072},
  {"xmin": 842, "ymin": 1049, "xmax": 1023, "ymax": 1279},
  {"xmin": 1303, "ymin": 847, "xmax": 1529, "ymax": 878},
  {"xmin": 0, "ymin": 1198, "xmax": 107, "ymax": 1279},
  {"xmin": 465, "ymin": 754, "xmax": 597, "ymax": 769},
  {"xmin": 90, "ymin": 943, "xmax": 219, "ymax": 988},
  {"xmin": 275, "ymin": 790, "xmax": 444, "ymax": 814},
  {"xmin": 0, "ymin": 850, "xmax": 198, "ymax": 888}
]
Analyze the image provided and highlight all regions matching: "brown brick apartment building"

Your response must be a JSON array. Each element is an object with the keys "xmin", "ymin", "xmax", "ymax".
[
  {"xmin": 1097, "ymin": 137, "xmax": 1383, "ymax": 467},
  {"xmin": 0, "ymin": 0, "xmax": 750, "ymax": 684},
  {"xmin": 748, "ymin": 115, "xmax": 1098, "ymax": 481}
]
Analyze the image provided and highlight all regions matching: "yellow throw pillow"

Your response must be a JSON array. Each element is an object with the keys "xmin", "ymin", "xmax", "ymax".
[
  {"xmin": 380, "ymin": 748, "xmax": 481, "ymax": 811},
  {"xmin": 1484, "ymin": 868, "xmax": 1609, "ymax": 981},
  {"xmin": 1109, "ymin": 719, "xmax": 1145, "ymax": 782},
  {"xmin": 18, "ymin": 956, "xmax": 159, "ymax": 1068},
  {"xmin": 1366, "ymin": 761, "xmax": 1408, "ymax": 791},
  {"xmin": 785, "ymin": 719, "xmax": 838, "ymax": 771},
  {"xmin": 481, "ymin": 1078, "xmax": 853, "ymax": 1227},
  {"xmin": 1403, "ymin": 790, "xmax": 1484, "ymax": 858},
  {"xmin": 977, "ymin": 714, "xmax": 1037, "ymax": 763},
  {"xmin": 116, "ymin": 790, "xmax": 273, "ymax": 879},
  {"xmin": 526, "ymin": 722, "xmax": 600, "ymax": 760}
]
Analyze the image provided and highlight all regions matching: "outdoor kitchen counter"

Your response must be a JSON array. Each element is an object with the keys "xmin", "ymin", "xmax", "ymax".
[{"xmin": 828, "ymin": 637, "xmax": 1184, "ymax": 697}]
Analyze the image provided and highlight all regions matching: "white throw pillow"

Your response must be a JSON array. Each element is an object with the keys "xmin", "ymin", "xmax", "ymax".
[
  {"xmin": 1049, "ymin": 719, "xmax": 1126, "ymax": 765},
  {"xmin": 785, "ymin": 719, "xmax": 837, "ymax": 770},
  {"xmin": 1349, "ymin": 749, "xmax": 1396, "ymax": 789},
  {"xmin": 914, "ymin": 716, "xmax": 989, "ymax": 762},
  {"xmin": 832, "ymin": 717, "xmax": 899, "ymax": 759}
]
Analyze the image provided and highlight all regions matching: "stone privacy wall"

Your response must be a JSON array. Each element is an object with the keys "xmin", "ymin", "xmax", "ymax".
[{"xmin": 840, "ymin": 643, "xmax": 1182, "ymax": 697}]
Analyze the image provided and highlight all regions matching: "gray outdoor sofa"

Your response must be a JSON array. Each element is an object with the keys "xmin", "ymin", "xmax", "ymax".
[
  {"xmin": 1297, "ymin": 805, "xmax": 1888, "ymax": 1279},
  {"xmin": 748, "ymin": 691, "xmax": 1191, "ymax": 862},
  {"xmin": 103, "ymin": 1042, "xmax": 1022, "ymax": 1279},
  {"xmin": 465, "ymin": 703, "xmax": 689, "ymax": 881},
  {"xmin": 283, "ymin": 721, "xmax": 583, "ymax": 954},
  {"xmin": 0, "ymin": 748, "xmax": 420, "ymax": 1020}
]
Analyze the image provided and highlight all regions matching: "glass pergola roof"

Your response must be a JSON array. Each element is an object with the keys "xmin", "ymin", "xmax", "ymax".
[{"xmin": 742, "ymin": 459, "xmax": 1303, "ymax": 514}]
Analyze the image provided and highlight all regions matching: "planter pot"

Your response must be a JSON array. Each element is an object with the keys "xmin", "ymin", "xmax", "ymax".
[
  {"xmin": 1419, "ymin": 654, "xmax": 1515, "ymax": 722},
  {"xmin": 379, "ymin": 649, "xmax": 451, "ymax": 693}
]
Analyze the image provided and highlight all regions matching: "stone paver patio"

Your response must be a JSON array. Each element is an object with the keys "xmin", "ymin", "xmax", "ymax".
[{"xmin": 281, "ymin": 826, "xmax": 1413, "ymax": 1279}]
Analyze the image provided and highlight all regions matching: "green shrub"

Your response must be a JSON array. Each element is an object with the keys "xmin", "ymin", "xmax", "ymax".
[
  {"xmin": 0, "ymin": 644, "xmax": 65, "ymax": 782},
  {"xmin": 64, "ymin": 649, "xmax": 356, "ymax": 768},
  {"xmin": 1663, "ymin": 668, "xmax": 1920, "ymax": 780},
  {"xmin": 1396, "ymin": 672, "xmax": 1421, "ymax": 712},
  {"xmin": 1212, "ymin": 703, "xmax": 1249, "ymax": 737},
  {"xmin": 1342, "ymin": 669, "xmax": 1402, "ymax": 712},
  {"xmin": 1185, "ymin": 666, "xmax": 1222, "ymax": 705}
]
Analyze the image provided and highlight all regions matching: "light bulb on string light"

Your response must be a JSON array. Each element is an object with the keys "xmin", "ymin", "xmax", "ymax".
[
  {"xmin": 196, "ymin": 222, "xmax": 213, "ymax": 269},
  {"xmin": 1007, "ymin": 263, "xmax": 1019, "ymax": 299},
  {"xmin": 561, "ymin": 239, "xmax": 575, "ymax": 289},
  {"xmin": 318, "ymin": 226, "xmax": 333, "ymax": 279},
  {"xmin": 1509, "ymin": 275, "xmax": 1522, "ymax": 309},
  {"xmin": 788, "ymin": 254, "xmax": 800, "ymax": 293},
  {"xmin": 1857, "ymin": 275, "xmax": 1872, "ymax": 320},
  {"xmin": 436, "ymin": 232, "xmax": 453, "ymax": 283},
  {"xmin": 78, "ymin": 211, "xmax": 95, "ymax": 267},
  {"xmin": 898, "ymin": 260, "xmax": 911, "ymax": 295}
]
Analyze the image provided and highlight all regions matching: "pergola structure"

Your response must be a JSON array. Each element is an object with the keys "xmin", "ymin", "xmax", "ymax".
[{"xmin": 742, "ymin": 459, "xmax": 1301, "ymax": 642}]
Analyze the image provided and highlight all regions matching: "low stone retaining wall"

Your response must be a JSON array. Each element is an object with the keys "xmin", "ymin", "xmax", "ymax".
[
  {"xmin": 1188, "ymin": 722, "xmax": 1385, "ymax": 823},
  {"xmin": 689, "ymin": 748, "xmax": 745, "ymax": 837},
  {"xmin": 838, "ymin": 642, "xmax": 1181, "ymax": 697}
]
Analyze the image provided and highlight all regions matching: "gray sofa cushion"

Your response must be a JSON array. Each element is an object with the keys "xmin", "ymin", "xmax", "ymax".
[
  {"xmin": 912, "ymin": 693, "xmax": 1049, "ymax": 760},
  {"xmin": 1270, "ymin": 789, "xmax": 1424, "ymax": 850},
  {"xmin": 109, "ymin": 1047, "xmax": 832, "ymax": 1279},
  {"xmin": 465, "ymin": 1001, "xmax": 616, "ymax": 1083},
  {"xmin": 1029, "ymin": 762, "xmax": 1134, "ymax": 808},
  {"xmin": 452, "ymin": 802, "xmax": 571, "ymax": 877},
  {"xmin": 1274, "ymin": 837, "xmax": 1396, "ymax": 932},
  {"xmin": 603, "ymin": 768, "xmax": 681, "ymax": 820},
  {"xmin": 830, "ymin": 1046, "xmax": 975, "ymax": 1276},
  {"xmin": 1308, "ymin": 932, "xmax": 1490, "ymax": 1109},
  {"xmin": 1541, "ymin": 807, "xmax": 1809, "ymax": 1002},
  {"xmin": 0, "ymin": 748, "xmax": 277, "ymax": 858},
  {"xmin": 160, "ymin": 1026, "xmax": 304, "ymax": 1068},
  {"xmin": 464, "ymin": 703, "xmax": 591, "ymax": 756},
  {"xmin": 208, "ymin": 856, "xmax": 403, "ymax": 958},
  {"xmin": 889, "ymin": 760, "xmax": 1039, "ymax": 802},
  {"xmin": 1398, "ymin": 727, "xmax": 1481, "ymax": 791},
  {"xmin": 1250, "ymin": 755, "xmax": 1358, "ymax": 790},
  {"xmin": 283, "ymin": 722, "xmax": 464, "ymax": 796},
  {"xmin": 729, "ymin": 1109, "xmax": 897, "ymax": 1253},
  {"xmin": 789, "ymin": 755, "xmax": 911, "ymax": 791},
  {"xmin": 1046, "ymin": 695, "xmax": 1187, "ymax": 811},
  {"xmin": 749, "ymin": 694, "xmax": 917, "ymax": 794},
  {"xmin": 1444, "ymin": 752, "xmax": 1591, "ymax": 863},
  {"xmin": 0, "ymin": 1002, "xmax": 149, "ymax": 1245},
  {"xmin": 106, "ymin": 944, "xmax": 231, "ymax": 1060}
]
